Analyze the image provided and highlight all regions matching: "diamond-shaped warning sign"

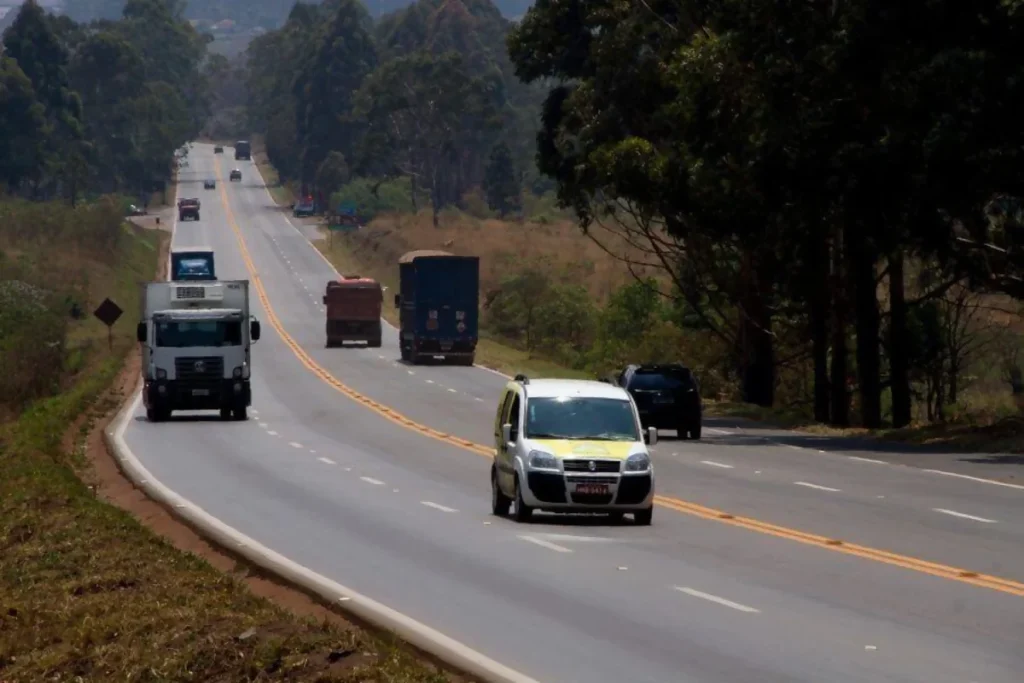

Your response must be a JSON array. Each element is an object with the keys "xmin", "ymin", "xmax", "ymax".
[{"xmin": 93, "ymin": 298, "xmax": 123, "ymax": 327}]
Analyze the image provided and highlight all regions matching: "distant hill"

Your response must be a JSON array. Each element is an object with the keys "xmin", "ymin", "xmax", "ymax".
[{"xmin": 55, "ymin": 0, "xmax": 533, "ymax": 29}]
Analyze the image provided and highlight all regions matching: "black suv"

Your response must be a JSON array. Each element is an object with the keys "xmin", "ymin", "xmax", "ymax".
[{"xmin": 617, "ymin": 364, "xmax": 702, "ymax": 439}]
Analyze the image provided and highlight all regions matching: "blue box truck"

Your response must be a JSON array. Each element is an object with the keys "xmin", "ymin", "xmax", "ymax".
[{"xmin": 394, "ymin": 250, "xmax": 479, "ymax": 365}]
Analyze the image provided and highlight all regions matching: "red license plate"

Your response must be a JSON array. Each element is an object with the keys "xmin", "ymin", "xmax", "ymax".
[{"xmin": 574, "ymin": 483, "xmax": 609, "ymax": 495}]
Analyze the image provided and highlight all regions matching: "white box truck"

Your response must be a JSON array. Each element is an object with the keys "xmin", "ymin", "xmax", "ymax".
[{"xmin": 136, "ymin": 280, "xmax": 261, "ymax": 422}]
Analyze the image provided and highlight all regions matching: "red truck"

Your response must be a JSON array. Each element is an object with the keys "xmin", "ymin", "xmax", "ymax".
[
  {"xmin": 323, "ymin": 276, "xmax": 383, "ymax": 347},
  {"xmin": 177, "ymin": 197, "xmax": 200, "ymax": 221}
]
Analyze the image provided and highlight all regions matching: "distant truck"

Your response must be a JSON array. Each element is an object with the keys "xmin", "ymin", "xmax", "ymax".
[
  {"xmin": 394, "ymin": 250, "xmax": 479, "ymax": 365},
  {"xmin": 177, "ymin": 198, "xmax": 200, "ymax": 221},
  {"xmin": 170, "ymin": 246, "xmax": 216, "ymax": 281},
  {"xmin": 136, "ymin": 280, "xmax": 261, "ymax": 421},
  {"xmin": 323, "ymin": 276, "xmax": 383, "ymax": 347},
  {"xmin": 234, "ymin": 140, "xmax": 251, "ymax": 160}
]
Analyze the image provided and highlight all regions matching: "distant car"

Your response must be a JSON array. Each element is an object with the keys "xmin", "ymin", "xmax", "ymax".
[
  {"xmin": 616, "ymin": 364, "xmax": 703, "ymax": 440},
  {"xmin": 293, "ymin": 198, "xmax": 315, "ymax": 217},
  {"xmin": 204, "ymin": 179, "xmax": 216, "ymax": 189},
  {"xmin": 214, "ymin": 145, "xmax": 224, "ymax": 154},
  {"xmin": 229, "ymin": 169, "xmax": 241, "ymax": 181},
  {"xmin": 126, "ymin": 204, "xmax": 147, "ymax": 216},
  {"xmin": 177, "ymin": 198, "xmax": 200, "ymax": 221}
]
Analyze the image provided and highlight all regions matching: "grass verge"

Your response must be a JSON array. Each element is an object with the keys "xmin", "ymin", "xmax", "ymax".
[{"xmin": 0, "ymin": 214, "xmax": 458, "ymax": 681}]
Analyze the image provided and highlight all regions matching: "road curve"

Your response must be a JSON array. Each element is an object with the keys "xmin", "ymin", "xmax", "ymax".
[{"xmin": 120, "ymin": 144, "xmax": 1024, "ymax": 683}]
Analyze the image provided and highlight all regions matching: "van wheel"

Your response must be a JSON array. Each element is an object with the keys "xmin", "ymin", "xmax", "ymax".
[
  {"xmin": 491, "ymin": 467, "xmax": 511, "ymax": 517},
  {"xmin": 368, "ymin": 337, "xmax": 382, "ymax": 348},
  {"xmin": 233, "ymin": 405, "xmax": 248, "ymax": 421},
  {"xmin": 634, "ymin": 506, "xmax": 654, "ymax": 526},
  {"xmin": 513, "ymin": 475, "xmax": 532, "ymax": 523},
  {"xmin": 147, "ymin": 408, "xmax": 163, "ymax": 422}
]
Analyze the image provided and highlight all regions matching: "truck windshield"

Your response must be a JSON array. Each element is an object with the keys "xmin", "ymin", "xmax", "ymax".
[
  {"xmin": 174, "ymin": 258, "xmax": 212, "ymax": 278},
  {"xmin": 525, "ymin": 397, "xmax": 639, "ymax": 441},
  {"xmin": 155, "ymin": 320, "xmax": 242, "ymax": 347}
]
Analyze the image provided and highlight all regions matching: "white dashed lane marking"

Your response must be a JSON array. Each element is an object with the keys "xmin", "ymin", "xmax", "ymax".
[
  {"xmin": 849, "ymin": 456, "xmax": 887, "ymax": 464},
  {"xmin": 317, "ymin": 457, "xmax": 336, "ymax": 465},
  {"xmin": 518, "ymin": 535, "xmax": 572, "ymax": 553},
  {"xmin": 267, "ymin": 430, "xmax": 279, "ymax": 436},
  {"xmin": 673, "ymin": 587, "xmax": 760, "ymax": 614},
  {"xmin": 933, "ymin": 508, "xmax": 998, "ymax": 524},
  {"xmin": 289, "ymin": 441, "xmax": 303, "ymax": 449},
  {"xmin": 421, "ymin": 501, "xmax": 458, "ymax": 513},
  {"xmin": 360, "ymin": 476, "xmax": 385, "ymax": 486},
  {"xmin": 794, "ymin": 481, "xmax": 840, "ymax": 492},
  {"xmin": 700, "ymin": 460, "xmax": 734, "ymax": 469}
]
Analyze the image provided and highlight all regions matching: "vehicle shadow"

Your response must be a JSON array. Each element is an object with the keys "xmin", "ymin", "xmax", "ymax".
[
  {"xmin": 132, "ymin": 415, "xmax": 234, "ymax": 424},
  {"xmin": 509, "ymin": 512, "xmax": 643, "ymax": 528}
]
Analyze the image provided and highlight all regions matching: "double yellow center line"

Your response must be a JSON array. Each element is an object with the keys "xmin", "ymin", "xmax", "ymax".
[{"xmin": 212, "ymin": 161, "xmax": 1024, "ymax": 598}]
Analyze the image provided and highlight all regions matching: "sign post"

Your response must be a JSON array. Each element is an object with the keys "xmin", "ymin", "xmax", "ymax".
[{"xmin": 93, "ymin": 298, "xmax": 124, "ymax": 350}]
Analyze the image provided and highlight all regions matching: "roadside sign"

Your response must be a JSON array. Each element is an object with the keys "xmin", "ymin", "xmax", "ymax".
[{"xmin": 94, "ymin": 298, "xmax": 123, "ymax": 349}]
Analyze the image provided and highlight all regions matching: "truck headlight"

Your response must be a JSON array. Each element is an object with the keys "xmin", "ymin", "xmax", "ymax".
[
  {"xmin": 233, "ymin": 366, "xmax": 243, "ymax": 378},
  {"xmin": 625, "ymin": 453, "xmax": 651, "ymax": 472},
  {"xmin": 156, "ymin": 368, "xmax": 167, "ymax": 380},
  {"xmin": 528, "ymin": 450, "xmax": 559, "ymax": 471}
]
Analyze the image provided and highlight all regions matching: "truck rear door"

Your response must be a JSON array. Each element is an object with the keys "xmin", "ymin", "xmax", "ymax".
[{"xmin": 414, "ymin": 258, "xmax": 479, "ymax": 344}]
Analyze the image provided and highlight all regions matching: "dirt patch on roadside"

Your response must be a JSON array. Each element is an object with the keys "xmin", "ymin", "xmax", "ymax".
[{"xmin": 62, "ymin": 229, "xmax": 470, "ymax": 682}]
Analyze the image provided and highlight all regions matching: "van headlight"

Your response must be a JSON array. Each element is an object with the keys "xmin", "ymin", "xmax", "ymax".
[
  {"xmin": 528, "ymin": 451, "xmax": 559, "ymax": 471},
  {"xmin": 625, "ymin": 453, "xmax": 651, "ymax": 472},
  {"xmin": 156, "ymin": 368, "xmax": 167, "ymax": 380}
]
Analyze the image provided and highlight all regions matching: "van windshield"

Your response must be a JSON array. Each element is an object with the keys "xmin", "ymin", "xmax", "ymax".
[{"xmin": 525, "ymin": 397, "xmax": 639, "ymax": 441}]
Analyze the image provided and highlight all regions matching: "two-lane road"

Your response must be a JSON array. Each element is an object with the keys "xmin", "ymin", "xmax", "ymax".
[{"xmin": 121, "ymin": 144, "xmax": 1024, "ymax": 682}]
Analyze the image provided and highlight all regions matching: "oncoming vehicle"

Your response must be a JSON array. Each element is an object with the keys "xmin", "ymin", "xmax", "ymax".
[
  {"xmin": 204, "ymin": 179, "xmax": 216, "ymax": 190},
  {"xmin": 213, "ymin": 145, "xmax": 224, "ymax": 154},
  {"xmin": 491, "ymin": 375, "xmax": 657, "ymax": 525},
  {"xmin": 617, "ymin": 364, "xmax": 703, "ymax": 440},
  {"xmin": 229, "ymin": 169, "xmax": 242, "ymax": 181}
]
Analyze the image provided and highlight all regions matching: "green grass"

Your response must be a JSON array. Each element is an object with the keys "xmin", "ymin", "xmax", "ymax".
[{"xmin": 0, "ymin": 216, "xmax": 458, "ymax": 682}]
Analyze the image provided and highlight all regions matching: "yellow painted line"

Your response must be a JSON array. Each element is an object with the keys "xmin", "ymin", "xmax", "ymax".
[{"xmin": 211, "ymin": 161, "xmax": 1024, "ymax": 599}]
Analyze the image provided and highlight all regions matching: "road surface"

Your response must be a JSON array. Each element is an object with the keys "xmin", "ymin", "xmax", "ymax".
[{"xmin": 123, "ymin": 144, "xmax": 1024, "ymax": 683}]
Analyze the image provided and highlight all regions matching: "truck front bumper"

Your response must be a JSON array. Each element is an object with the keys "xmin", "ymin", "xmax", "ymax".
[{"xmin": 144, "ymin": 379, "xmax": 250, "ymax": 411}]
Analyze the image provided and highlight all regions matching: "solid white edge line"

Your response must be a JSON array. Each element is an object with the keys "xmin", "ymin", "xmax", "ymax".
[
  {"xmin": 246, "ymin": 148, "xmax": 514, "ymax": 381},
  {"xmin": 924, "ymin": 469, "xmax": 1024, "ymax": 491},
  {"xmin": 517, "ymin": 535, "xmax": 573, "ymax": 553},
  {"xmin": 793, "ymin": 481, "xmax": 841, "ymax": 492},
  {"xmin": 932, "ymin": 508, "xmax": 998, "ymax": 524},
  {"xmin": 672, "ymin": 586, "xmax": 760, "ymax": 613},
  {"xmin": 848, "ymin": 456, "xmax": 887, "ymax": 464},
  {"xmin": 107, "ymin": 381, "xmax": 539, "ymax": 683}
]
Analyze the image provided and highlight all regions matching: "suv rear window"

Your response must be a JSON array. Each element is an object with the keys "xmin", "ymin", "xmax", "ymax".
[{"xmin": 628, "ymin": 368, "xmax": 694, "ymax": 391}]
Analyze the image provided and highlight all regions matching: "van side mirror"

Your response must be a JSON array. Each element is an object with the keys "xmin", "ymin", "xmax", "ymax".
[
  {"xmin": 394, "ymin": 293, "xmax": 400, "ymax": 308},
  {"xmin": 646, "ymin": 426, "xmax": 658, "ymax": 446},
  {"xmin": 251, "ymin": 320, "xmax": 261, "ymax": 341},
  {"xmin": 502, "ymin": 423, "xmax": 512, "ymax": 446},
  {"xmin": 136, "ymin": 322, "xmax": 146, "ymax": 343}
]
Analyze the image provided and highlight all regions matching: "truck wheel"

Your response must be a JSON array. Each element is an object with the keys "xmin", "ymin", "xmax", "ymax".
[
  {"xmin": 232, "ymin": 405, "xmax": 248, "ymax": 421},
  {"xmin": 147, "ymin": 408, "xmax": 163, "ymax": 422},
  {"xmin": 195, "ymin": 213, "xmax": 200, "ymax": 220},
  {"xmin": 400, "ymin": 347, "xmax": 410, "ymax": 362},
  {"xmin": 455, "ymin": 354, "xmax": 475, "ymax": 366},
  {"xmin": 220, "ymin": 407, "xmax": 232, "ymax": 420},
  {"xmin": 368, "ymin": 337, "xmax": 382, "ymax": 348},
  {"xmin": 410, "ymin": 352, "xmax": 423, "ymax": 365}
]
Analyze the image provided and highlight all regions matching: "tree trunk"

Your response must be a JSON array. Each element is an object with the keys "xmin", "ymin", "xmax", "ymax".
[
  {"xmin": 830, "ymin": 227, "xmax": 850, "ymax": 426},
  {"xmin": 849, "ymin": 229, "xmax": 882, "ymax": 428},
  {"xmin": 810, "ymin": 232, "xmax": 830, "ymax": 423},
  {"xmin": 889, "ymin": 252, "xmax": 911, "ymax": 428},
  {"xmin": 738, "ymin": 250, "xmax": 775, "ymax": 407}
]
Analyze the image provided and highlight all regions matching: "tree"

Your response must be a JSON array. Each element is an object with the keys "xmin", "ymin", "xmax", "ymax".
[
  {"xmin": 315, "ymin": 151, "xmax": 351, "ymax": 199},
  {"xmin": 0, "ymin": 56, "xmax": 47, "ymax": 191},
  {"xmin": 483, "ymin": 141, "xmax": 518, "ymax": 217}
]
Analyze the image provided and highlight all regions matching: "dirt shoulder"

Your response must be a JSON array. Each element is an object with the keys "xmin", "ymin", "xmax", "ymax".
[{"xmin": 0, "ymin": 213, "xmax": 466, "ymax": 682}]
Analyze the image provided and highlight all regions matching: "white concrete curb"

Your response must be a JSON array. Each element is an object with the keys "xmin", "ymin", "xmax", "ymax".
[
  {"xmin": 245, "ymin": 147, "xmax": 513, "ymax": 380},
  {"xmin": 106, "ymin": 149, "xmax": 540, "ymax": 683}
]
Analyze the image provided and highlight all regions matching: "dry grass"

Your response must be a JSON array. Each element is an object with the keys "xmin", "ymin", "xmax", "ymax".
[
  {"xmin": 329, "ymin": 209, "xmax": 652, "ymax": 305},
  {"xmin": 0, "ymin": 201, "xmax": 458, "ymax": 683}
]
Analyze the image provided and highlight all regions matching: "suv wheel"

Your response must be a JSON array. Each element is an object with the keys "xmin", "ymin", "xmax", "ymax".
[
  {"xmin": 491, "ymin": 466, "xmax": 511, "ymax": 516},
  {"xmin": 512, "ymin": 474, "xmax": 532, "ymax": 523}
]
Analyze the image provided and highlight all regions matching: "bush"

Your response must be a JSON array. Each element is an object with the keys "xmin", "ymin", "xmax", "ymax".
[
  {"xmin": 0, "ymin": 281, "xmax": 67, "ymax": 409},
  {"xmin": 330, "ymin": 178, "xmax": 421, "ymax": 222}
]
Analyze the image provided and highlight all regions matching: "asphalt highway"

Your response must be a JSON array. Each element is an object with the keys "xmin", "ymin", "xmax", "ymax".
[{"xmin": 122, "ymin": 143, "xmax": 1024, "ymax": 683}]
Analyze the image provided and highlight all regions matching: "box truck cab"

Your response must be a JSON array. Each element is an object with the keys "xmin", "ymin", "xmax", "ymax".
[
  {"xmin": 136, "ymin": 280, "xmax": 260, "ymax": 422},
  {"xmin": 171, "ymin": 246, "xmax": 216, "ymax": 281}
]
